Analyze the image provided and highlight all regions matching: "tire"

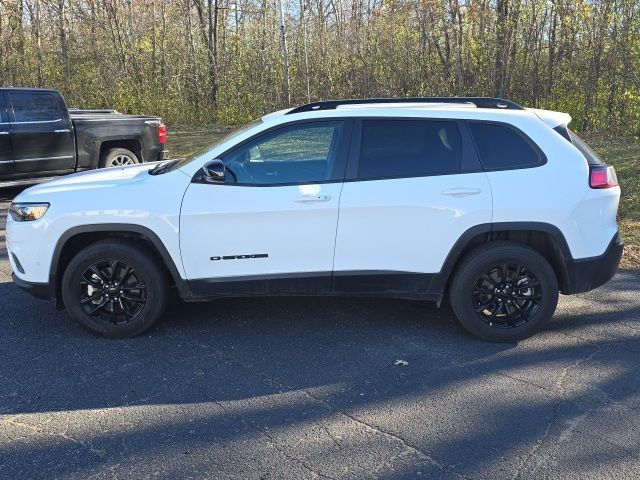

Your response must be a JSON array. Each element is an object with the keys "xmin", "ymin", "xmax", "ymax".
[
  {"xmin": 99, "ymin": 148, "xmax": 140, "ymax": 168},
  {"xmin": 449, "ymin": 241, "xmax": 559, "ymax": 342},
  {"xmin": 61, "ymin": 239, "xmax": 169, "ymax": 338}
]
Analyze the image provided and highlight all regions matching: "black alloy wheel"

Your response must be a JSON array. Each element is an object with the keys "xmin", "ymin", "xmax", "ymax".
[
  {"xmin": 80, "ymin": 260, "xmax": 147, "ymax": 325},
  {"xmin": 472, "ymin": 263, "xmax": 541, "ymax": 329}
]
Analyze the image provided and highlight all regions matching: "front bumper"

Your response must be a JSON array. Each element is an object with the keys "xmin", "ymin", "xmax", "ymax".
[
  {"xmin": 12, "ymin": 273, "xmax": 52, "ymax": 300},
  {"xmin": 562, "ymin": 232, "xmax": 624, "ymax": 294}
]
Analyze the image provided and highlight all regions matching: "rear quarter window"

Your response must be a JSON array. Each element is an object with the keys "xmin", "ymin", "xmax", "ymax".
[{"xmin": 468, "ymin": 122, "xmax": 544, "ymax": 170}]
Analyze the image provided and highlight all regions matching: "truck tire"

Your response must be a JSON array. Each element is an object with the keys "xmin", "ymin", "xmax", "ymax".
[
  {"xmin": 100, "ymin": 148, "xmax": 140, "ymax": 168},
  {"xmin": 61, "ymin": 239, "xmax": 169, "ymax": 338},
  {"xmin": 449, "ymin": 241, "xmax": 559, "ymax": 343}
]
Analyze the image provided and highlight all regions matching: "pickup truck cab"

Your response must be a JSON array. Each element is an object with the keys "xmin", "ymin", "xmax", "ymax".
[{"xmin": 0, "ymin": 87, "xmax": 166, "ymax": 187}]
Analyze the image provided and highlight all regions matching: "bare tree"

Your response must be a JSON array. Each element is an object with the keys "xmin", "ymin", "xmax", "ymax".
[{"xmin": 0, "ymin": 0, "xmax": 637, "ymax": 132}]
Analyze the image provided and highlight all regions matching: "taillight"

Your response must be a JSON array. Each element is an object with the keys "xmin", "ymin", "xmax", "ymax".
[
  {"xmin": 589, "ymin": 165, "xmax": 618, "ymax": 188},
  {"xmin": 158, "ymin": 123, "xmax": 167, "ymax": 143}
]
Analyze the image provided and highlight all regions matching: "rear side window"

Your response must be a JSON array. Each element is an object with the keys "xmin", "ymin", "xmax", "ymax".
[
  {"xmin": 468, "ymin": 122, "xmax": 543, "ymax": 170},
  {"xmin": 358, "ymin": 119, "xmax": 462, "ymax": 179},
  {"xmin": 9, "ymin": 92, "xmax": 61, "ymax": 123}
]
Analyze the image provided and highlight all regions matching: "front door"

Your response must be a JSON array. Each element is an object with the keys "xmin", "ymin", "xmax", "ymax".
[
  {"xmin": 7, "ymin": 91, "xmax": 75, "ymax": 175},
  {"xmin": 180, "ymin": 119, "xmax": 351, "ymax": 296}
]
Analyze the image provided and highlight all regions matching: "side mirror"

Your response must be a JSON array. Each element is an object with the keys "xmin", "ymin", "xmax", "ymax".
[{"xmin": 202, "ymin": 159, "xmax": 226, "ymax": 183}]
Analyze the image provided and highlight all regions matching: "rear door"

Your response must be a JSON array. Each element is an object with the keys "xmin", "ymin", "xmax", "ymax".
[
  {"xmin": 7, "ymin": 91, "xmax": 75, "ymax": 174},
  {"xmin": 333, "ymin": 117, "xmax": 493, "ymax": 294},
  {"xmin": 0, "ymin": 93, "xmax": 12, "ymax": 176}
]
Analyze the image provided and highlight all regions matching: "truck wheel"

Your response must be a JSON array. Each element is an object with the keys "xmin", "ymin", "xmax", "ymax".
[
  {"xmin": 61, "ymin": 239, "xmax": 169, "ymax": 338},
  {"xmin": 449, "ymin": 242, "xmax": 559, "ymax": 343},
  {"xmin": 100, "ymin": 148, "xmax": 140, "ymax": 168}
]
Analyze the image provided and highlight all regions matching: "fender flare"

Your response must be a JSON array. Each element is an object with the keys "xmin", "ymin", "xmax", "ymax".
[
  {"xmin": 49, "ymin": 223, "xmax": 192, "ymax": 300},
  {"xmin": 428, "ymin": 221, "xmax": 572, "ymax": 293}
]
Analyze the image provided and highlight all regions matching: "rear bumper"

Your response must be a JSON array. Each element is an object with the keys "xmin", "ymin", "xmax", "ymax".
[
  {"xmin": 562, "ymin": 232, "xmax": 623, "ymax": 294},
  {"xmin": 142, "ymin": 144, "xmax": 165, "ymax": 163},
  {"xmin": 12, "ymin": 273, "xmax": 52, "ymax": 301}
]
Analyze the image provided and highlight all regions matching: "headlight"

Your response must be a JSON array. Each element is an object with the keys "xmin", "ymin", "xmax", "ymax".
[{"xmin": 8, "ymin": 202, "xmax": 50, "ymax": 222}]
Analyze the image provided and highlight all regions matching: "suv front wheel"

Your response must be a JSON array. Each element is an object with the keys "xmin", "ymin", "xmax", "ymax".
[
  {"xmin": 61, "ymin": 239, "xmax": 169, "ymax": 338},
  {"xmin": 449, "ymin": 242, "xmax": 559, "ymax": 342}
]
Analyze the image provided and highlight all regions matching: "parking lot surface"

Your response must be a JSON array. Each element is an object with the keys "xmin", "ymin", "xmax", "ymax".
[{"xmin": 1, "ymin": 187, "xmax": 639, "ymax": 479}]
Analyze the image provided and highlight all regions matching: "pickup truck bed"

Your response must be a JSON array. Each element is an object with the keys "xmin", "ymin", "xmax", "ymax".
[{"xmin": 0, "ymin": 87, "xmax": 165, "ymax": 185}]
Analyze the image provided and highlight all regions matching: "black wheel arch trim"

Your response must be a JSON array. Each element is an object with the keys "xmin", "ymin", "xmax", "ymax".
[
  {"xmin": 49, "ymin": 224, "xmax": 192, "ymax": 302},
  {"xmin": 43, "ymin": 221, "xmax": 618, "ymax": 305},
  {"xmin": 429, "ymin": 221, "xmax": 576, "ymax": 294}
]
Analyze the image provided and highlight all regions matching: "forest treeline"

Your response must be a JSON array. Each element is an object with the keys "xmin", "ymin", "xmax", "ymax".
[{"xmin": 0, "ymin": 0, "xmax": 639, "ymax": 132}]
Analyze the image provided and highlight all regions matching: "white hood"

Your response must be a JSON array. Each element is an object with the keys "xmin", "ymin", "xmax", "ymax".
[{"xmin": 17, "ymin": 162, "xmax": 158, "ymax": 197}]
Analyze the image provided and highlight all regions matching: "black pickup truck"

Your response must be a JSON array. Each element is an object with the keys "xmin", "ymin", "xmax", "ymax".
[{"xmin": 0, "ymin": 87, "xmax": 166, "ymax": 187}]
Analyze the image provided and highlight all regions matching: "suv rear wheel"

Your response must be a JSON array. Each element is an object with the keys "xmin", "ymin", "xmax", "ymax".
[
  {"xmin": 61, "ymin": 239, "xmax": 168, "ymax": 338},
  {"xmin": 449, "ymin": 242, "xmax": 559, "ymax": 342}
]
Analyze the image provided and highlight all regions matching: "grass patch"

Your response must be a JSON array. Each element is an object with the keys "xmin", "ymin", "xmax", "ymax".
[{"xmin": 167, "ymin": 128, "xmax": 640, "ymax": 267}]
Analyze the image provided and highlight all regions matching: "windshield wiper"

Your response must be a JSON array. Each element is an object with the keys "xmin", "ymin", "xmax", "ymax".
[{"xmin": 148, "ymin": 159, "xmax": 180, "ymax": 175}]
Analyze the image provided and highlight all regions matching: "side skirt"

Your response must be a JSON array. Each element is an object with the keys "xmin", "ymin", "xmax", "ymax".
[{"xmin": 188, "ymin": 270, "xmax": 442, "ymax": 302}]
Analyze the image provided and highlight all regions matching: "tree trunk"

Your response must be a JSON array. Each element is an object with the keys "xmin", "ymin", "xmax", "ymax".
[
  {"xmin": 277, "ymin": 0, "xmax": 291, "ymax": 106},
  {"xmin": 494, "ymin": 0, "xmax": 509, "ymax": 97}
]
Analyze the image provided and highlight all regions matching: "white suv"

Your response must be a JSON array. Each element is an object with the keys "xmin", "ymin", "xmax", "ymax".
[{"xmin": 6, "ymin": 97, "xmax": 623, "ymax": 341}]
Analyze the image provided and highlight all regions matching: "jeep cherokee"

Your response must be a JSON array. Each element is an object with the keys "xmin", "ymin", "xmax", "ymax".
[{"xmin": 6, "ymin": 97, "xmax": 623, "ymax": 341}]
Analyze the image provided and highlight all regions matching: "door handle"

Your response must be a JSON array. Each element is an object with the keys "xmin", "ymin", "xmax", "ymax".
[
  {"xmin": 294, "ymin": 194, "xmax": 332, "ymax": 204},
  {"xmin": 54, "ymin": 129, "xmax": 71, "ymax": 133},
  {"xmin": 441, "ymin": 188, "xmax": 482, "ymax": 197},
  {"xmin": 0, "ymin": 131, "xmax": 8, "ymax": 136}
]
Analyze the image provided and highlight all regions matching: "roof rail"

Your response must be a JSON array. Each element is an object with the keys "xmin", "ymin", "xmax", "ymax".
[{"xmin": 286, "ymin": 97, "xmax": 524, "ymax": 115}]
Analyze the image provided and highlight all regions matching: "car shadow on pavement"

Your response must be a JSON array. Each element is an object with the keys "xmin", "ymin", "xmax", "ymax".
[{"xmin": 0, "ymin": 271, "xmax": 639, "ymax": 478}]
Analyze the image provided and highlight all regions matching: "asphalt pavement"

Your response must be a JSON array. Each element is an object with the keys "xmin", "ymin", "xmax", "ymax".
[{"xmin": 1, "ymin": 186, "xmax": 639, "ymax": 479}]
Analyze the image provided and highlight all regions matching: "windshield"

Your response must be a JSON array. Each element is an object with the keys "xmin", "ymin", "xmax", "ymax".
[{"xmin": 168, "ymin": 119, "xmax": 263, "ymax": 170}]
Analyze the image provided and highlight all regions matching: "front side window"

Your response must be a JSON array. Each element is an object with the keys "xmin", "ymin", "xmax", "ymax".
[
  {"xmin": 224, "ymin": 121, "xmax": 344, "ymax": 185},
  {"xmin": 358, "ymin": 119, "xmax": 462, "ymax": 179},
  {"xmin": 9, "ymin": 92, "xmax": 61, "ymax": 123},
  {"xmin": 468, "ymin": 122, "xmax": 543, "ymax": 170}
]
